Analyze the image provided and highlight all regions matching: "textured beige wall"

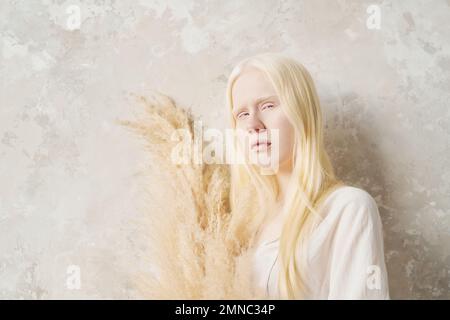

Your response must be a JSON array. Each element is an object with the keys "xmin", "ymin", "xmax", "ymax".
[{"xmin": 1, "ymin": 0, "xmax": 449, "ymax": 299}]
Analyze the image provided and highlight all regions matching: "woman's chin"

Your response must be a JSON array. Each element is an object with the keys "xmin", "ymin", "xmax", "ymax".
[{"xmin": 248, "ymin": 155, "xmax": 280, "ymax": 174}]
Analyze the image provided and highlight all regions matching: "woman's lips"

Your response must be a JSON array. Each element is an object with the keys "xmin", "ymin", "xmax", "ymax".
[{"xmin": 251, "ymin": 141, "xmax": 272, "ymax": 150}]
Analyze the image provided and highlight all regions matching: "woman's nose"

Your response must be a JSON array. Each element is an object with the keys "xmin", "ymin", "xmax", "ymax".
[{"xmin": 246, "ymin": 115, "xmax": 266, "ymax": 134}]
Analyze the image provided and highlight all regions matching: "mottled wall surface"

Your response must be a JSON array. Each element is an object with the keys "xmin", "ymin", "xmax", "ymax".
[{"xmin": 1, "ymin": 0, "xmax": 449, "ymax": 299}]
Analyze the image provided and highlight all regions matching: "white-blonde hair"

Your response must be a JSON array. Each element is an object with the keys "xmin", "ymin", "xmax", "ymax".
[{"xmin": 225, "ymin": 53, "xmax": 344, "ymax": 299}]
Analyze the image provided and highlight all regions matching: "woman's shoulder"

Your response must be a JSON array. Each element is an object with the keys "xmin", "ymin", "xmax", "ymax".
[
  {"xmin": 318, "ymin": 184, "xmax": 380, "ymax": 223},
  {"xmin": 308, "ymin": 185, "xmax": 383, "ymax": 257},
  {"xmin": 327, "ymin": 185, "xmax": 377, "ymax": 206}
]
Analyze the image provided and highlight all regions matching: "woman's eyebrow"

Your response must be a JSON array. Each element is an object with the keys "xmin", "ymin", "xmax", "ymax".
[{"xmin": 255, "ymin": 95, "xmax": 278, "ymax": 105}]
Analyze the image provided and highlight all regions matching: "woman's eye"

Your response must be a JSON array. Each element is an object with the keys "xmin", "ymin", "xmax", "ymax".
[
  {"xmin": 237, "ymin": 112, "xmax": 249, "ymax": 119},
  {"xmin": 262, "ymin": 104, "xmax": 274, "ymax": 110}
]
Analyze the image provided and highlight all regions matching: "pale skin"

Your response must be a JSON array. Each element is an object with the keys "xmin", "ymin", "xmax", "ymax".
[{"xmin": 231, "ymin": 67, "xmax": 297, "ymax": 244}]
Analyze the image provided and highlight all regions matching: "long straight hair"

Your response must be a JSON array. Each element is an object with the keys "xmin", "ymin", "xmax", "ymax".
[{"xmin": 225, "ymin": 53, "xmax": 344, "ymax": 299}]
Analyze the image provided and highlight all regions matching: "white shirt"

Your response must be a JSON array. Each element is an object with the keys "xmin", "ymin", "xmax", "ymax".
[{"xmin": 251, "ymin": 186, "xmax": 390, "ymax": 299}]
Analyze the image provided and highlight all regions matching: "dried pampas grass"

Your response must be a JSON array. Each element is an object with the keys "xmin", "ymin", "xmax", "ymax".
[{"xmin": 117, "ymin": 92, "xmax": 266, "ymax": 300}]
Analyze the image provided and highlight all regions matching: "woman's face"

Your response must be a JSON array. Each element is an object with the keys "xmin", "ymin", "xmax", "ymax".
[{"xmin": 231, "ymin": 67, "xmax": 295, "ymax": 173}]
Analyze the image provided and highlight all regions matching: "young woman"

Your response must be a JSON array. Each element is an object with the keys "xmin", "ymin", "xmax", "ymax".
[{"xmin": 225, "ymin": 53, "xmax": 390, "ymax": 299}]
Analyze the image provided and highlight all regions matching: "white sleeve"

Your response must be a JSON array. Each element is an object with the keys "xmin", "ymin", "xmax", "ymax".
[{"xmin": 327, "ymin": 191, "xmax": 390, "ymax": 299}]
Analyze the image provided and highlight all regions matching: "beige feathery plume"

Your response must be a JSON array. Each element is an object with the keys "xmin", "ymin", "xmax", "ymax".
[{"xmin": 116, "ymin": 92, "xmax": 267, "ymax": 300}]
